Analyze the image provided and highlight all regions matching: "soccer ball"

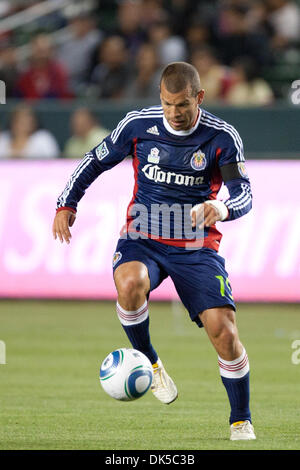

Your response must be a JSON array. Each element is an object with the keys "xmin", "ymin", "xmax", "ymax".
[{"xmin": 99, "ymin": 348, "xmax": 153, "ymax": 401}]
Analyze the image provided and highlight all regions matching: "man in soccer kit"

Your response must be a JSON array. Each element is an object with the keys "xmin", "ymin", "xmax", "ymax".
[{"xmin": 53, "ymin": 62, "xmax": 256, "ymax": 441}]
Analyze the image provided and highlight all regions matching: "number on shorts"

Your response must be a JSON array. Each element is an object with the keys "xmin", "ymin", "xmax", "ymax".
[{"xmin": 215, "ymin": 275, "xmax": 234, "ymax": 300}]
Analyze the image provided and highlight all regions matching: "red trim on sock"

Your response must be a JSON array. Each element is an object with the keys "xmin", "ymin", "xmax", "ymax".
[{"xmin": 218, "ymin": 354, "xmax": 249, "ymax": 372}]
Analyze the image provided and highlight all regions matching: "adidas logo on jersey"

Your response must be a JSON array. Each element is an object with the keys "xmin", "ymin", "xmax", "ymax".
[{"xmin": 147, "ymin": 125, "xmax": 159, "ymax": 135}]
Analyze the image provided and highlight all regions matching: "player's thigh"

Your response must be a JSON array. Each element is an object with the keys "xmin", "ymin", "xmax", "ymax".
[{"xmin": 112, "ymin": 238, "xmax": 167, "ymax": 294}]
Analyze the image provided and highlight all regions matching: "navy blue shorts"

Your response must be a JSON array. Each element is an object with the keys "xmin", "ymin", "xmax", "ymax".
[{"xmin": 112, "ymin": 238, "xmax": 235, "ymax": 328}]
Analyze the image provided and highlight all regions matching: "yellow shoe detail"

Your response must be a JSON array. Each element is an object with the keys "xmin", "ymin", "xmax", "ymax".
[
  {"xmin": 230, "ymin": 420, "xmax": 256, "ymax": 440},
  {"xmin": 233, "ymin": 421, "xmax": 246, "ymax": 427}
]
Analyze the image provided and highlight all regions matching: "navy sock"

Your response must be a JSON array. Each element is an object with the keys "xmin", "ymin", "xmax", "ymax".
[
  {"xmin": 218, "ymin": 348, "xmax": 251, "ymax": 424},
  {"xmin": 116, "ymin": 301, "xmax": 158, "ymax": 364},
  {"xmin": 121, "ymin": 317, "xmax": 158, "ymax": 364},
  {"xmin": 221, "ymin": 372, "xmax": 251, "ymax": 424}
]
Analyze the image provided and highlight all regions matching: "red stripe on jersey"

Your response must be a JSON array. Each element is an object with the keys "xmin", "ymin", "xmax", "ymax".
[
  {"xmin": 209, "ymin": 148, "xmax": 222, "ymax": 201},
  {"xmin": 120, "ymin": 138, "xmax": 139, "ymax": 236},
  {"xmin": 204, "ymin": 147, "xmax": 223, "ymax": 248}
]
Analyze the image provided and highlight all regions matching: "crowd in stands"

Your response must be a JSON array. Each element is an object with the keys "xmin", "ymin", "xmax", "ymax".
[
  {"xmin": 0, "ymin": 104, "xmax": 60, "ymax": 158},
  {"xmin": 0, "ymin": 104, "xmax": 110, "ymax": 159},
  {"xmin": 1, "ymin": 0, "xmax": 300, "ymax": 103},
  {"xmin": 0, "ymin": 0, "xmax": 299, "ymax": 158}
]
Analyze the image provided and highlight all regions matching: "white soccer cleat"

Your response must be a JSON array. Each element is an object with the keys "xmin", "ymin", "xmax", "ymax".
[
  {"xmin": 230, "ymin": 420, "xmax": 256, "ymax": 441},
  {"xmin": 151, "ymin": 358, "xmax": 178, "ymax": 404}
]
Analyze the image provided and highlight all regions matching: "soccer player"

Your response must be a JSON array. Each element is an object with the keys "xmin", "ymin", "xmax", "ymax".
[{"xmin": 53, "ymin": 62, "xmax": 256, "ymax": 441}]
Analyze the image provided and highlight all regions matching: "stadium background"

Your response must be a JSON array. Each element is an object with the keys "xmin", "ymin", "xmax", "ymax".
[{"xmin": 0, "ymin": 0, "xmax": 300, "ymax": 451}]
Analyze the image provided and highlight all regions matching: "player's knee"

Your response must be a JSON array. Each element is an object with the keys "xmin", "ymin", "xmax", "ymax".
[
  {"xmin": 207, "ymin": 309, "xmax": 238, "ymax": 347},
  {"xmin": 217, "ymin": 325, "xmax": 237, "ymax": 350},
  {"xmin": 116, "ymin": 275, "xmax": 149, "ymax": 303}
]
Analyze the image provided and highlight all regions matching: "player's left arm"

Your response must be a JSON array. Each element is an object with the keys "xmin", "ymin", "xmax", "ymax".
[
  {"xmin": 191, "ymin": 131, "xmax": 252, "ymax": 228},
  {"xmin": 218, "ymin": 162, "xmax": 252, "ymax": 221},
  {"xmin": 215, "ymin": 128, "xmax": 252, "ymax": 222},
  {"xmin": 191, "ymin": 166, "xmax": 252, "ymax": 228}
]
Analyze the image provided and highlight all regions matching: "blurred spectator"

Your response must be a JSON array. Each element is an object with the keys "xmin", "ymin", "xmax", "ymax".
[
  {"xmin": 215, "ymin": 4, "xmax": 273, "ymax": 69},
  {"xmin": 244, "ymin": 0, "xmax": 271, "ymax": 36},
  {"xmin": 148, "ymin": 20, "xmax": 187, "ymax": 66},
  {"xmin": 140, "ymin": 0, "xmax": 169, "ymax": 30},
  {"xmin": 0, "ymin": 104, "xmax": 60, "ymax": 159},
  {"xmin": 15, "ymin": 34, "xmax": 73, "ymax": 99},
  {"xmin": 185, "ymin": 19, "xmax": 212, "ymax": 55},
  {"xmin": 266, "ymin": 0, "xmax": 300, "ymax": 49},
  {"xmin": 191, "ymin": 46, "xmax": 234, "ymax": 103},
  {"xmin": 57, "ymin": 14, "xmax": 103, "ymax": 96},
  {"xmin": 0, "ymin": 44, "xmax": 19, "ymax": 97},
  {"xmin": 0, "ymin": 1, "xmax": 11, "ymax": 18},
  {"xmin": 63, "ymin": 108, "xmax": 110, "ymax": 159},
  {"xmin": 164, "ymin": 0, "xmax": 197, "ymax": 36},
  {"xmin": 123, "ymin": 43, "xmax": 161, "ymax": 100},
  {"xmin": 115, "ymin": 0, "xmax": 147, "ymax": 58},
  {"xmin": 88, "ymin": 35, "xmax": 131, "ymax": 99},
  {"xmin": 225, "ymin": 57, "xmax": 274, "ymax": 106}
]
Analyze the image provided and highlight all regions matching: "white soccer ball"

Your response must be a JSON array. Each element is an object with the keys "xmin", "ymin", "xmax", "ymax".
[{"xmin": 99, "ymin": 348, "xmax": 153, "ymax": 401}]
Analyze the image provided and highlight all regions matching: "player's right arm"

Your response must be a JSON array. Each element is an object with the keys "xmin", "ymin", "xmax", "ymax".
[{"xmin": 53, "ymin": 114, "xmax": 136, "ymax": 244}]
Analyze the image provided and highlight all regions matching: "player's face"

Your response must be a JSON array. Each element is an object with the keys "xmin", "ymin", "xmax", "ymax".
[{"xmin": 160, "ymin": 81, "xmax": 204, "ymax": 131}]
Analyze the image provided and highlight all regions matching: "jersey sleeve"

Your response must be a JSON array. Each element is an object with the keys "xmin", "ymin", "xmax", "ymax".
[
  {"xmin": 217, "ymin": 129, "xmax": 252, "ymax": 221},
  {"xmin": 223, "ymin": 178, "xmax": 252, "ymax": 221},
  {"xmin": 56, "ymin": 114, "xmax": 136, "ymax": 211}
]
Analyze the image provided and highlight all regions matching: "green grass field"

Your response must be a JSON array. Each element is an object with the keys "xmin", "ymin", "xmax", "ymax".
[{"xmin": 0, "ymin": 300, "xmax": 300, "ymax": 450}]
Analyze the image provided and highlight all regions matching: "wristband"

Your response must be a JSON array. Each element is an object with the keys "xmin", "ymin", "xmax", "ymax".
[{"xmin": 204, "ymin": 200, "xmax": 229, "ymax": 221}]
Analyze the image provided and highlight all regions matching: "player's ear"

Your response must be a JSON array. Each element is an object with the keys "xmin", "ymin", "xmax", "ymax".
[{"xmin": 197, "ymin": 89, "xmax": 205, "ymax": 105}]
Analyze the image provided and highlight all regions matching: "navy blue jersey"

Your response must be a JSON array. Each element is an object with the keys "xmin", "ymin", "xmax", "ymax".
[{"xmin": 57, "ymin": 106, "xmax": 252, "ymax": 251}]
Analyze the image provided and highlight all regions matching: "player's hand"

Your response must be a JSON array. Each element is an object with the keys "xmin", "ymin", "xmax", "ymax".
[
  {"xmin": 190, "ymin": 202, "xmax": 221, "ymax": 230},
  {"xmin": 52, "ymin": 209, "xmax": 76, "ymax": 244}
]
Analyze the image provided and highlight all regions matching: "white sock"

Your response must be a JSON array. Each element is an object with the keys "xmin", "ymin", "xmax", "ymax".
[
  {"xmin": 218, "ymin": 347, "xmax": 249, "ymax": 379},
  {"xmin": 116, "ymin": 300, "xmax": 149, "ymax": 326}
]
